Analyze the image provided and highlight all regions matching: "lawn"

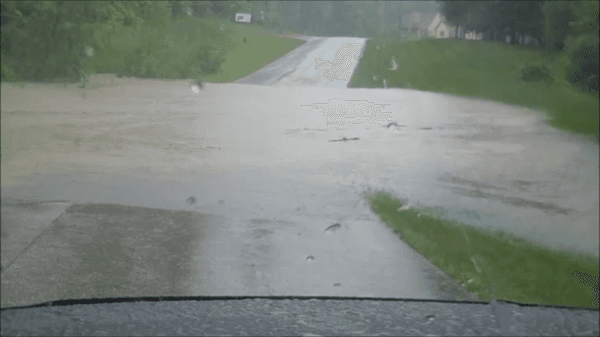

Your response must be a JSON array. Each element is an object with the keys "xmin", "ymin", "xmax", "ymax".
[
  {"xmin": 87, "ymin": 17, "xmax": 304, "ymax": 83},
  {"xmin": 368, "ymin": 192, "xmax": 599, "ymax": 309},
  {"xmin": 203, "ymin": 19, "xmax": 305, "ymax": 82},
  {"xmin": 349, "ymin": 37, "xmax": 599, "ymax": 142}
]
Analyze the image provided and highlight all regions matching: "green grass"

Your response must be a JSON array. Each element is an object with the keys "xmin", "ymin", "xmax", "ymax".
[
  {"xmin": 87, "ymin": 17, "xmax": 304, "ymax": 82},
  {"xmin": 202, "ymin": 20, "xmax": 305, "ymax": 82},
  {"xmin": 349, "ymin": 38, "xmax": 599, "ymax": 142},
  {"xmin": 368, "ymin": 192, "xmax": 599, "ymax": 308}
]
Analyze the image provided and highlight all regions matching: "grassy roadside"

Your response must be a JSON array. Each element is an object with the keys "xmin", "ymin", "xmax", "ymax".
[
  {"xmin": 368, "ymin": 192, "xmax": 599, "ymax": 309},
  {"xmin": 203, "ymin": 19, "xmax": 305, "ymax": 83},
  {"xmin": 87, "ymin": 17, "xmax": 304, "ymax": 83},
  {"xmin": 349, "ymin": 37, "xmax": 599, "ymax": 142}
]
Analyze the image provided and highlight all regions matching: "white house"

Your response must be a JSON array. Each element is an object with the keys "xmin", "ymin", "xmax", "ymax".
[
  {"xmin": 428, "ymin": 13, "xmax": 482, "ymax": 40},
  {"xmin": 400, "ymin": 12, "xmax": 437, "ymax": 38},
  {"xmin": 235, "ymin": 13, "xmax": 252, "ymax": 23},
  {"xmin": 465, "ymin": 31, "xmax": 483, "ymax": 40}
]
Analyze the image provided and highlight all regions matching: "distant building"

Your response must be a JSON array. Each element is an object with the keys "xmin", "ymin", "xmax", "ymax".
[
  {"xmin": 428, "ymin": 13, "xmax": 482, "ymax": 40},
  {"xmin": 235, "ymin": 13, "xmax": 252, "ymax": 23},
  {"xmin": 400, "ymin": 12, "xmax": 436, "ymax": 38}
]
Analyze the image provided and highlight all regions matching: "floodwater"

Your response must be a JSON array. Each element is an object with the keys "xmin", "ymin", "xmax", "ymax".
[{"xmin": 1, "ymin": 37, "xmax": 598, "ymax": 307}]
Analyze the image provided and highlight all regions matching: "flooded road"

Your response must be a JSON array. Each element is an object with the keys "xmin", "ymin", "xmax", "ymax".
[{"xmin": 1, "ymin": 37, "xmax": 598, "ymax": 307}]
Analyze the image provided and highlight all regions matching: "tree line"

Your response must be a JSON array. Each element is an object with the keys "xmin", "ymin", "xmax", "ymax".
[
  {"xmin": 439, "ymin": 0, "xmax": 598, "ymax": 92},
  {"xmin": 0, "ymin": 1, "xmax": 436, "ymax": 83},
  {"xmin": 1, "ymin": 1, "xmax": 597, "ymax": 92}
]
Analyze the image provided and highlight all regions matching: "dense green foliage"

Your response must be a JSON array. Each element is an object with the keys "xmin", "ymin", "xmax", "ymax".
[
  {"xmin": 542, "ymin": 1, "xmax": 573, "ymax": 51},
  {"xmin": 565, "ymin": 1, "xmax": 599, "ymax": 92},
  {"xmin": 92, "ymin": 17, "xmax": 225, "ymax": 80},
  {"xmin": 0, "ymin": 1, "xmax": 224, "ymax": 83},
  {"xmin": 440, "ymin": 0, "xmax": 599, "ymax": 92},
  {"xmin": 565, "ymin": 34, "xmax": 599, "ymax": 92}
]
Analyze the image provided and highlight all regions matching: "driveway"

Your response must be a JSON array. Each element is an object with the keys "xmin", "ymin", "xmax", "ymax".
[{"xmin": 1, "ymin": 37, "xmax": 598, "ymax": 308}]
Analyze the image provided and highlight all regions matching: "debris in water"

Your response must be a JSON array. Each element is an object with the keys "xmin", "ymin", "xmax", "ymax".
[
  {"xmin": 386, "ymin": 122, "xmax": 405, "ymax": 128},
  {"xmin": 334, "ymin": 283, "xmax": 341, "ymax": 287},
  {"xmin": 329, "ymin": 137, "xmax": 359, "ymax": 142},
  {"xmin": 191, "ymin": 78, "xmax": 203, "ymax": 94},
  {"xmin": 325, "ymin": 223, "xmax": 342, "ymax": 233},
  {"xmin": 389, "ymin": 57, "xmax": 398, "ymax": 71}
]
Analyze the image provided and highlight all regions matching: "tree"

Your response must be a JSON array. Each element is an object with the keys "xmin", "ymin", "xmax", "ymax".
[
  {"xmin": 1, "ymin": 1, "xmax": 170, "ymax": 82},
  {"xmin": 565, "ymin": 0, "xmax": 599, "ymax": 92},
  {"xmin": 329, "ymin": 1, "xmax": 352, "ymax": 36},
  {"xmin": 569, "ymin": 0, "xmax": 599, "ymax": 35},
  {"xmin": 440, "ymin": 0, "xmax": 469, "ymax": 38}
]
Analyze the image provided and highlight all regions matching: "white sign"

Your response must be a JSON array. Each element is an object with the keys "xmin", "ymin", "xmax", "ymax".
[{"xmin": 235, "ymin": 13, "xmax": 252, "ymax": 23}]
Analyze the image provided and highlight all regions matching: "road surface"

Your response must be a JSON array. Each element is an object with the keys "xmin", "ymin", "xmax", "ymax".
[{"xmin": 1, "ymin": 37, "xmax": 598, "ymax": 308}]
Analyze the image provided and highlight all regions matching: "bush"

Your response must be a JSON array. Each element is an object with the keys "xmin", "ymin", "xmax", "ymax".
[
  {"xmin": 565, "ymin": 34, "xmax": 599, "ymax": 92},
  {"xmin": 1, "ymin": 59, "xmax": 20, "ymax": 82},
  {"xmin": 194, "ymin": 45, "xmax": 224, "ymax": 74},
  {"xmin": 520, "ymin": 62, "xmax": 554, "ymax": 82}
]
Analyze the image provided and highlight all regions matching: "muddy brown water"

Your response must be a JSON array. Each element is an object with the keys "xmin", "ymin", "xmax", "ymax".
[{"xmin": 1, "ymin": 52, "xmax": 598, "ymax": 307}]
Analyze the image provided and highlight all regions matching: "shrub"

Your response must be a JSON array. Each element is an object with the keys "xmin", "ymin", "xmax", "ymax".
[
  {"xmin": 565, "ymin": 34, "xmax": 599, "ymax": 92},
  {"xmin": 1, "ymin": 59, "xmax": 20, "ymax": 82},
  {"xmin": 195, "ymin": 45, "xmax": 225, "ymax": 75},
  {"xmin": 520, "ymin": 62, "xmax": 554, "ymax": 82}
]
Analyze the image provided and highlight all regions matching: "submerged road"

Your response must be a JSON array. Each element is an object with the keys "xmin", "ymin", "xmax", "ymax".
[{"xmin": 1, "ymin": 37, "xmax": 598, "ymax": 308}]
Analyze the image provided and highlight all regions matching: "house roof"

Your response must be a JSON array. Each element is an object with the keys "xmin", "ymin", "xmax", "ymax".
[
  {"xmin": 419, "ymin": 13, "xmax": 437, "ymax": 31},
  {"xmin": 400, "ymin": 12, "xmax": 437, "ymax": 31}
]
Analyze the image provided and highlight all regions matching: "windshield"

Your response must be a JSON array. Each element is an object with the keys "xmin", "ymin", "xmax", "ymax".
[{"xmin": 1, "ymin": 0, "xmax": 598, "ymax": 311}]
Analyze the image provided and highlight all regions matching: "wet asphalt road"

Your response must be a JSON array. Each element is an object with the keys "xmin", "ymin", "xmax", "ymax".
[{"xmin": 1, "ymin": 37, "xmax": 598, "ymax": 308}]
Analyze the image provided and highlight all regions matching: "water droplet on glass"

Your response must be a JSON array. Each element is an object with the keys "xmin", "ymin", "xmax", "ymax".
[
  {"xmin": 334, "ymin": 283, "xmax": 341, "ymax": 287},
  {"xmin": 306, "ymin": 255, "xmax": 315, "ymax": 262},
  {"xmin": 186, "ymin": 196, "xmax": 196, "ymax": 205},
  {"xmin": 425, "ymin": 314, "xmax": 435, "ymax": 323}
]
